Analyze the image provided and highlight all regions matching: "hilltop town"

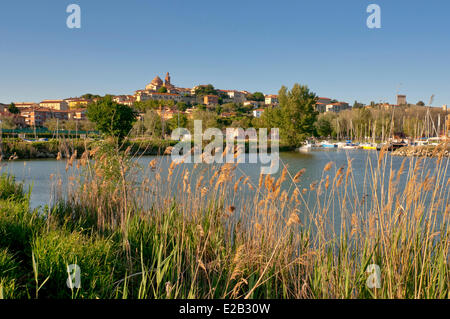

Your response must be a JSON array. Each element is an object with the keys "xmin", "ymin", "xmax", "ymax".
[{"xmin": 0, "ymin": 72, "xmax": 449, "ymax": 142}]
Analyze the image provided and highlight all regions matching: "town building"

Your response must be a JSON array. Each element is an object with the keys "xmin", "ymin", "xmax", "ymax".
[
  {"xmin": 67, "ymin": 109, "xmax": 87, "ymax": 120},
  {"xmin": 265, "ymin": 95, "xmax": 279, "ymax": 106},
  {"xmin": 203, "ymin": 95, "xmax": 219, "ymax": 106},
  {"xmin": 155, "ymin": 108, "xmax": 186, "ymax": 121},
  {"xmin": 325, "ymin": 102, "xmax": 350, "ymax": 113},
  {"xmin": 20, "ymin": 107, "xmax": 61, "ymax": 126},
  {"xmin": 218, "ymin": 90, "xmax": 246, "ymax": 104},
  {"xmin": 135, "ymin": 91, "xmax": 183, "ymax": 103},
  {"xmin": 113, "ymin": 95, "xmax": 135, "ymax": 106},
  {"xmin": 19, "ymin": 107, "xmax": 85, "ymax": 127},
  {"xmin": 397, "ymin": 95, "xmax": 407, "ymax": 105},
  {"xmin": 184, "ymin": 108, "xmax": 195, "ymax": 119},
  {"xmin": 39, "ymin": 100, "xmax": 69, "ymax": 111},
  {"xmin": 447, "ymin": 114, "xmax": 450, "ymax": 137},
  {"xmin": 244, "ymin": 101, "xmax": 261, "ymax": 108},
  {"xmin": 65, "ymin": 98, "xmax": 90, "ymax": 109},
  {"xmin": 252, "ymin": 109, "xmax": 265, "ymax": 118},
  {"xmin": 176, "ymin": 88, "xmax": 192, "ymax": 96},
  {"xmin": 316, "ymin": 97, "xmax": 332, "ymax": 112}
]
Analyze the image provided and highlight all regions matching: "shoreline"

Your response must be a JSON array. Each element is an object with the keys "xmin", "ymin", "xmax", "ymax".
[
  {"xmin": 391, "ymin": 145, "xmax": 450, "ymax": 157},
  {"xmin": 0, "ymin": 139, "xmax": 294, "ymax": 160}
]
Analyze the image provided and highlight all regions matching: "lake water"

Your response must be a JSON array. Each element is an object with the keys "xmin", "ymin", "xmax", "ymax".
[{"xmin": 1, "ymin": 149, "xmax": 448, "ymax": 212}]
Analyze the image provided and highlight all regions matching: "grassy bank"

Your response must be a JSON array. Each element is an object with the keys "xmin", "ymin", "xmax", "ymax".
[{"xmin": 0, "ymin": 143, "xmax": 448, "ymax": 299}]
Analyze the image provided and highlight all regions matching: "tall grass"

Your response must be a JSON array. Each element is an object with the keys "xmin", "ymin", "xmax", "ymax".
[{"xmin": 0, "ymin": 142, "xmax": 448, "ymax": 299}]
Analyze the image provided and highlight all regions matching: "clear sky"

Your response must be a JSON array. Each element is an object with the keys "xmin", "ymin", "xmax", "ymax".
[{"xmin": 1, "ymin": 0, "xmax": 449, "ymax": 106}]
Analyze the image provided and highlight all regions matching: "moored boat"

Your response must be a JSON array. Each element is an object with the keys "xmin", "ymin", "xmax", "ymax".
[
  {"xmin": 320, "ymin": 141, "xmax": 337, "ymax": 148},
  {"xmin": 361, "ymin": 143, "xmax": 377, "ymax": 150}
]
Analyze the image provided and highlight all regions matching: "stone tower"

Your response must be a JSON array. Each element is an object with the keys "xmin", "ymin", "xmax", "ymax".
[{"xmin": 165, "ymin": 72, "xmax": 171, "ymax": 87}]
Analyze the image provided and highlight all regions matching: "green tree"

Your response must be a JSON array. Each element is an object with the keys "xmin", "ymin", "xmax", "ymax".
[
  {"xmin": 189, "ymin": 110, "xmax": 218, "ymax": 131},
  {"xmin": 353, "ymin": 101, "xmax": 365, "ymax": 108},
  {"xmin": 416, "ymin": 101, "xmax": 425, "ymax": 106},
  {"xmin": 315, "ymin": 113, "xmax": 334, "ymax": 137},
  {"xmin": 247, "ymin": 92, "xmax": 265, "ymax": 102},
  {"xmin": 81, "ymin": 93, "xmax": 101, "ymax": 100},
  {"xmin": 274, "ymin": 84, "xmax": 318, "ymax": 146},
  {"xmin": 176, "ymin": 102, "xmax": 188, "ymax": 112},
  {"xmin": 8, "ymin": 103, "xmax": 20, "ymax": 114},
  {"xmin": 86, "ymin": 97, "xmax": 137, "ymax": 140},
  {"xmin": 194, "ymin": 84, "xmax": 217, "ymax": 97},
  {"xmin": 132, "ymin": 109, "xmax": 163, "ymax": 137},
  {"xmin": 158, "ymin": 86, "xmax": 168, "ymax": 93},
  {"xmin": 167, "ymin": 112, "xmax": 188, "ymax": 132}
]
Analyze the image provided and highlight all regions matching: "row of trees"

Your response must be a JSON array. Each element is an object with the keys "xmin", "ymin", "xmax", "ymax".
[{"xmin": 314, "ymin": 105, "xmax": 448, "ymax": 141}]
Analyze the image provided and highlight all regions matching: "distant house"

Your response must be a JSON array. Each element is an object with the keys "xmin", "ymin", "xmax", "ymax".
[
  {"xmin": 252, "ymin": 108, "xmax": 264, "ymax": 118},
  {"xmin": 203, "ymin": 95, "xmax": 219, "ymax": 106},
  {"xmin": 67, "ymin": 109, "xmax": 87, "ymax": 120},
  {"xmin": 244, "ymin": 101, "xmax": 260, "ymax": 108},
  {"xmin": 65, "ymin": 98, "xmax": 90, "ymax": 109},
  {"xmin": 218, "ymin": 90, "xmax": 246, "ymax": 104},
  {"xmin": 264, "ymin": 95, "xmax": 279, "ymax": 106},
  {"xmin": 18, "ymin": 107, "xmax": 86, "ymax": 127},
  {"xmin": 39, "ymin": 100, "xmax": 69, "ymax": 111},
  {"xmin": 397, "ymin": 95, "xmax": 407, "ymax": 105},
  {"xmin": 135, "ymin": 91, "xmax": 183, "ymax": 103},
  {"xmin": 113, "ymin": 95, "xmax": 135, "ymax": 106},
  {"xmin": 19, "ymin": 107, "xmax": 62, "ymax": 126},
  {"xmin": 326, "ymin": 102, "xmax": 350, "ymax": 113},
  {"xmin": 156, "ymin": 108, "xmax": 184, "ymax": 121},
  {"xmin": 176, "ymin": 88, "xmax": 192, "ymax": 96},
  {"xmin": 316, "ymin": 97, "xmax": 332, "ymax": 112}
]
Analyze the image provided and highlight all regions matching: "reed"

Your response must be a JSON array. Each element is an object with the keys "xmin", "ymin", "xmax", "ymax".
[{"xmin": 0, "ymin": 141, "xmax": 448, "ymax": 299}]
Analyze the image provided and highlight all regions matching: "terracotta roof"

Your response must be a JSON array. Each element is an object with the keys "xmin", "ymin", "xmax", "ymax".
[
  {"xmin": 40, "ymin": 100, "xmax": 66, "ymax": 103},
  {"xmin": 151, "ymin": 92, "xmax": 179, "ymax": 96}
]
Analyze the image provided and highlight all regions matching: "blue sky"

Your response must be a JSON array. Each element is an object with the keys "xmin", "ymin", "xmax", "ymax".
[{"xmin": 1, "ymin": 0, "xmax": 449, "ymax": 106}]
